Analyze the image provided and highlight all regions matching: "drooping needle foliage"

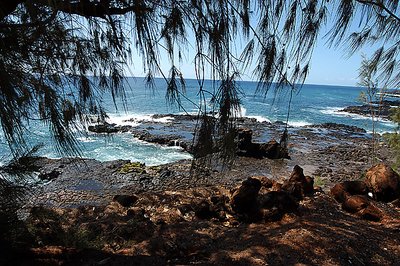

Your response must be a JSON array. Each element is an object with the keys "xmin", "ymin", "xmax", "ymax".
[{"xmin": 0, "ymin": 0, "xmax": 398, "ymax": 159}]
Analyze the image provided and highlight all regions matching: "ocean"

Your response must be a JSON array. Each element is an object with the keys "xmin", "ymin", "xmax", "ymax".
[{"xmin": 0, "ymin": 78, "xmax": 396, "ymax": 165}]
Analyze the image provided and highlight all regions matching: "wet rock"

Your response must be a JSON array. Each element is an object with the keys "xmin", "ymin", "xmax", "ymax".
[
  {"xmin": 113, "ymin": 195, "xmax": 138, "ymax": 207},
  {"xmin": 365, "ymin": 163, "xmax": 400, "ymax": 202},
  {"xmin": 308, "ymin": 123, "xmax": 366, "ymax": 133},
  {"xmin": 340, "ymin": 100, "xmax": 400, "ymax": 121},
  {"xmin": 38, "ymin": 169, "xmax": 61, "ymax": 181},
  {"xmin": 88, "ymin": 122, "xmax": 120, "ymax": 133},
  {"xmin": 342, "ymin": 195, "xmax": 370, "ymax": 214},
  {"xmin": 230, "ymin": 177, "xmax": 262, "ymax": 214}
]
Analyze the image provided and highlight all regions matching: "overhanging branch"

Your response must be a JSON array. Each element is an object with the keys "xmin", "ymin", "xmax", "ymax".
[
  {"xmin": 356, "ymin": 0, "xmax": 400, "ymax": 22},
  {"xmin": 35, "ymin": 0, "xmax": 153, "ymax": 19}
]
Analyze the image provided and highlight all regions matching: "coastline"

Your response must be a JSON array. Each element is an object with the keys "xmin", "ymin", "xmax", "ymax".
[
  {"xmin": 4, "ymin": 113, "xmax": 400, "ymax": 265},
  {"xmin": 21, "ymin": 114, "xmax": 392, "ymax": 208}
]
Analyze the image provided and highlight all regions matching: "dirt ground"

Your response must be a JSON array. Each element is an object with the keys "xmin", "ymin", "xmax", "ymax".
[{"xmin": 5, "ymin": 181, "xmax": 400, "ymax": 266}]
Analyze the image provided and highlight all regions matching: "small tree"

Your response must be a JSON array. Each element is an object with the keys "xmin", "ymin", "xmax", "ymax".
[
  {"xmin": 385, "ymin": 108, "xmax": 400, "ymax": 169},
  {"xmin": 358, "ymin": 55, "xmax": 387, "ymax": 164}
]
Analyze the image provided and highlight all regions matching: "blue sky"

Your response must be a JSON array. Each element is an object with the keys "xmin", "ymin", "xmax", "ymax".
[
  {"xmin": 126, "ymin": 7, "xmax": 382, "ymax": 87},
  {"xmin": 127, "ymin": 41, "xmax": 372, "ymax": 87}
]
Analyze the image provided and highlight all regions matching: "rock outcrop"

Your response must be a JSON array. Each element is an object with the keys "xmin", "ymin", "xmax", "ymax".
[
  {"xmin": 230, "ymin": 177, "xmax": 262, "ymax": 214},
  {"xmin": 365, "ymin": 163, "xmax": 400, "ymax": 202},
  {"xmin": 282, "ymin": 165, "xmax": 314, "ymax": 199},
  {"xmin": 328, "ymin": 163, "xmax": 400, "ymax": 222},
  {"xmin": 88, "ymin": 122, "xmax": 121, "ymax": 133},
  {"xmin": 237, "ymin": 128, "xmax": 290, "ymax": 159},
  {"xmin": 331, "ymin": 180, "xmax": 369, "ymax": 203}
]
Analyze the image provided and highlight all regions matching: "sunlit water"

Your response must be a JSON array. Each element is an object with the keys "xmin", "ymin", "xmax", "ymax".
[{"xmin": 0, "ymin": 78, "xmax": 396, "ymax": 165}]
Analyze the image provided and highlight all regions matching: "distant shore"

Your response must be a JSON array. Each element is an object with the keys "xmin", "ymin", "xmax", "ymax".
[{"xmin": 340, "ymin": 99, "xmax": 400, "ymax": 121}]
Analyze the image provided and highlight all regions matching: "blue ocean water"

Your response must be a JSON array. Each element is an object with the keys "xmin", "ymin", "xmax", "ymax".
[{"xmin": 0, "ymin": 78, "xmax": 396, "ymax": 165}]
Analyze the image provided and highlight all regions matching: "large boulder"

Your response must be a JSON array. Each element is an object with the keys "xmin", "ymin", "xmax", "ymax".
[
  {"xmin": 282, "ymin": 165, "xmax": 314, "ymax": 199},
  {"xmin": 38, "ymin": 169, "xmax": 61, "ymax": 181},
  {"xmin": 260, "ymin": 191, "xmax": 299, "ymax": 213},
  {"xmin": 237, "ymin": 128, "xmax": 290, "ymax": 159},
  {"xmin": 230, "ymin": 177, "xmax": 262, "ymax": 214},
  {"xmin": 365, "ymin": 163, "xmax": 400, "ymax": 202},
  {"xmin": 260, "ymin": 140, "xmax": 290, "ymax": 159},
  {"xmin": 342, "ymin": 195, "xmax": 370, "ymax": 214},
  {"xmin": 88, "ymin": 122, "xmax": 119, "ymax": 133},
  {"xmin": 331, "ymin": 180, "xmax": 369, "ymax": 203}
]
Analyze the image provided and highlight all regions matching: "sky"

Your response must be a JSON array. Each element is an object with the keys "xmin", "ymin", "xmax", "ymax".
[
  {"xmin": 127, "ymin": 40, "xmax": 373, "ymax": 87},
  {"xmin": 125, "ymin": 6, "xmax": 384, "ymax": 88}
]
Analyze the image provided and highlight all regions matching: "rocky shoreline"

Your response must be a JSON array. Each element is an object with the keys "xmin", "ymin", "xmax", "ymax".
[
  {"xmin": 339, "ymin": 100, "xmax": 400, "ymax": 121},
  {"xmin": 3, "ymin": 114, "xmax": 400, "ymax": 265},
  {"xmin": 15, "ymin": 114, "xmax": 392, "ymax": 209}
]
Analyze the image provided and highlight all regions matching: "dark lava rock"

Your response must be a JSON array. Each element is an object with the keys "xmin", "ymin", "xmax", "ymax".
[
  {"xmin": 365, "ymin": 163, "xmax": 400, "ymax": 202},
  {"xmin": 282, "ymin": 165, "xmax": 314, "ymax": 199},
  {"xmin": 261, "ymin": 139, "xmax": 290, "ymax": 159},
  {"xmin": 340, "ymin": 100, "xmax": 400, "ymax": 121},
  {"xmin": 252, "ymin": 176, "xmax": 274, "ymax": 189},
  {"xmin": 357, "ymin": 204, "xmax": 383, "ymax": 222},
  {"xmin": 113, "ymin": 194, "xmax": 139, "ymax": 207},
  {"xmin": 331, "ymin": 181, "xmax": 369, "ymax": 203},
  {"xmin": 194, "ymin": 197, "xmax": 228, "ymax": 221},
  {"xmin": 257, "ymin": 184, "xmax": 300, "ymax": 222},
  {"xmin": 237, "ymin": 128, "xmax": 289, "ymax": 159},
  {"xmin": 38, "ymin": 169, "xmax": 61, "ymax": 181},
  {"xmin": 194, "ymin": 200, "xmax": 215, "ymax": 220},
  {"xmin": 342, "ymin": 195, "xmax": 370, "ymax": 214},
  {"xmin": 88, "ymin": 122, "xmax": 120, "ymax": 133},
  {"xmin": 309, "ymin": 123, "xmax": 366, "ymax": 133},
  {"xmin": 259, "ymin": 191, "xmax": 299, "ymax": 213},
  {"xmin": 230, "ymin": 177, "xmax": 262, "ymax": 214},
  {"xmin": 342, "ymin": 180, "xmax": 369, "ymax": 195}
]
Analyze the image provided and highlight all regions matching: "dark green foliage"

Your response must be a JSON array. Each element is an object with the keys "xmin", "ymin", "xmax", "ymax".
[{"xmin": 385, "ymin": 108, "xmax": 400, "ymax": 169}]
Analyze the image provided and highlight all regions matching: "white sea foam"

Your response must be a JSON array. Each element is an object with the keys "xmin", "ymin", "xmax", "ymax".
[
  {"xmin": 77, "ymin": 136, "xmax": 97, "ymax": 143},
  {"xmin": 239, "ymin": 106, "xmax": 247, "ymax": 117},
  {"xmin": 288, "ymin": 121, "xmax": 312, "ymax": 127},
  {"xmin": 319, "ymin": 107, "xmax": 342, "ymax": 115},
  {"xmin": 246, "ymin": 115, "xmax": 271, "ymax": 123},
  {"xmin": 106, "ymin": 113, "xmax": 175, "ymax": 126},
  {"xmin": 320, "ymin": 107, "xmax": 395, "ymax": 124},
  {"xmin": 83, "ymin": 136, "xmax": 192, "ymax": 165}
]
